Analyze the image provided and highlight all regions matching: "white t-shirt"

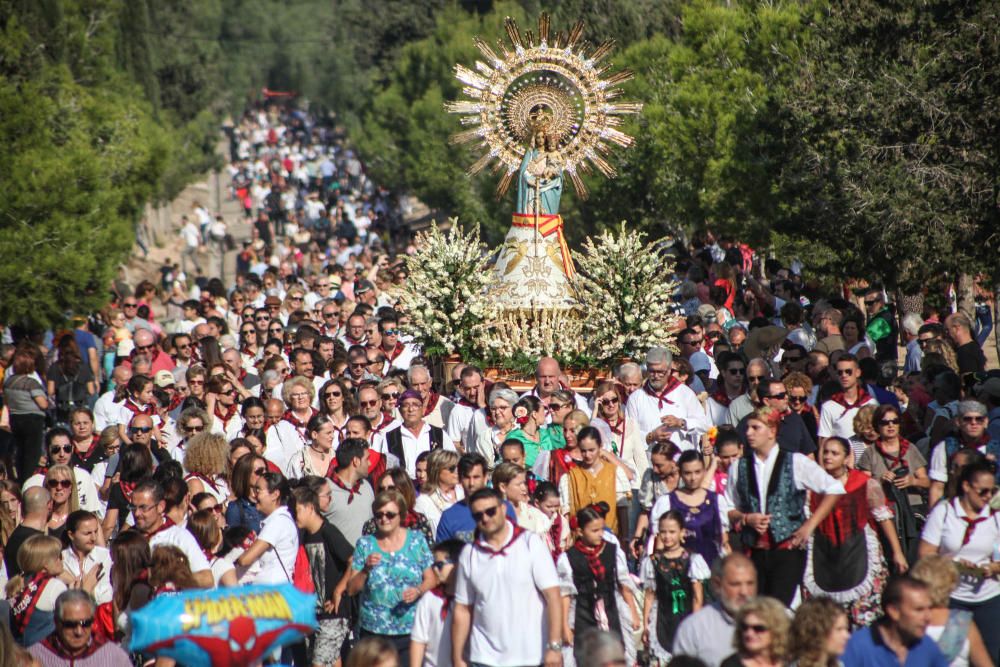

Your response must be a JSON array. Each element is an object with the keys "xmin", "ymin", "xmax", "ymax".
[
  {"xmin": 61, "ymin": 546, "xmax": 113, "ymax": 604},
  {"xmin": 624, "ymin": 383, "xmax": 709, "ymax": 450},
  {"xmin": 454, "ymin": 522, "xmax": 559, "ymax": 667},
  {"xmin": 921, "ymin": 498, "xmax": 1000, "ymax": 603},
  {"xmin": 411, "ymin": 590, "xmax": 453, "ymax": 667},
  {"xmin": 817, "ymin": 393, "xmax": 878, "ymax": 440},
  {"xmin": 150, "ymin": 523, "xmax": 212, "ymax": 574},
  {"xmin": 255, "ymin": 506, "xmax": 299, "ymax": 584}
]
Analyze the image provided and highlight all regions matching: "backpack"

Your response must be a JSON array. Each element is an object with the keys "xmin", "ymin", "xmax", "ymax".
[{"xmin": 276, "ymin": 543, "xmax": 315, "ymax": 594}]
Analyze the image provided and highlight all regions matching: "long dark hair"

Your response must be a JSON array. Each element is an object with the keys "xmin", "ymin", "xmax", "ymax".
[
  {"xmin": 111, "ymin": 531, "xmax": 151, "ymax": 612},
  {"xmin": 56, "ymin": 334, "xmax": 83, "ymax": 375}
]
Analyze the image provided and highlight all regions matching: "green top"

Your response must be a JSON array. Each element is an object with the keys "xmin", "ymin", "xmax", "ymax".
[{"xmin": 506, "ymin": 426, "xmax": 566, "ymax": 467}]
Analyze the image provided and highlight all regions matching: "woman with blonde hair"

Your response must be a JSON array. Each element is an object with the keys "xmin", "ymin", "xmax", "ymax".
[
  {"xmin": 722, "ymin": 596, "xmax": 791, "ymax": 667},
  {"xmin": 44, "ymin": 465, "xmax": 80, "ymax": 541},
  {"xmin": 412, "ymin": 449, "xmax": 462, "ymax": 535},
  {"xmin": 267, "ymin": 375, "xmax": 317, "ymax": 472},
  {"xmin": 912, "ymin": 555, "xmax": 993, "ymax": 667},
  {"xmin": 849, "ymin": 404, "xmax": 879, "ymax": 466},
  {"xmin": 6, "ymin": 535, "xmax": 70, "ymax": 646},
  {"xmin": 183, "ymin": 431, "xmax": 230, "ymax": 505},
  {"xmin": 788, "ymin": 597, "xmax": 849, "ymax": 667},
  {"xmin": 0, "ymin": 481, "xmax": 22, "ymax": 547},
  {"xmin": 492, "ymin": 462, "xmax": 550, "ymax": 534}
]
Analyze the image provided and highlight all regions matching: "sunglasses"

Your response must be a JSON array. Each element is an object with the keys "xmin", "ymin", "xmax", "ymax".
[
  {"xmin": 374, "ymin": 511, "xmax": 399, "ymax": 521},
  {"xmin": 324, "ymin": 391, "xmax": 343, "ymax": 399},
  {"xmin": 748, "ymin": 375, "xmax": 765, "ymax": 382},
  {"xmin": 176, "ymin": 342, "xmax": 192, "ymax": 349},
  {"xmin": 186, "ymin": 425, "xmax": 205, "ymax": 433},
  {"xmin": 323, "ymin": 312, "xmax": 339, "ymax": 319},
  {"xmin": 129, "ymin": 426, "xmax": 153, "ymax": 434},
  {"xmin": 253, "ymin": 467, "xmax": 267, "ymax": 476},
  {"xmin": 359, "ymin": 399, "xmax": 379, "ymax": 408},
  {"xmin": 382, "ymin": 393, "xmax": 400, "ymax": 401},
  {"xmin": 835, "ymin": 368, "xmax": 854, "ymax": 376},
  {"xmin": 864, "ymin": 300, "xmax": 879, "ymax": 307},
  {"xmin": 472, "ymin": 506, "xmax": 500, "ymax": 522},
  {"xmin": 598, "ymin": 397, "xmax": 618, "ymax": 406},
  {"xmin": 962, "ymin": 415, "xmax": 987, "ymax": 424},
  {"xmin": 878, "ymin": 418, "xmax": 901, "ymax": 426},
  {"xmin": 46, "ymin": 479, "xmax": 73, "ymax": 489},
  {"xmin": 740, "ymin": 623, "xmax": 769, "ymax": 634},
  {"xmin": 549, "ymin": 402, "xmax": 569, "ymax": 410},
  {"xmin": 59, "ymin": 618, "xmax": 94, "ymax": 629},
  {"xmin": 917, "ymin": 338, "xmax": 934, "ymax": 347},
  {"xmin": 123, "ymin": 303, "xmax": 138, "ymax": 308},
  {"xmin": 766, "ymin": 392, "xmax": 787, "ymax": 400},
  {"xmin": 135, "ymin": 343, "xmax": 155, "ymax": 352},
  {"xmin": 204, "ymin": 505, "xmax": 223, "ymax": 514},
  {"xmin": 727, "ymin": 368, "xmax": 746, "ymax": 376},
  {"xmin": 50, "ymin": 445, "xmax": 74, "ymax": 455},
  {"xmin": 255, "ymin": 316, "xmax": 270, "ymax": 321},
  {"xmin": 706, "ymin": 332, "xmax": 722, "ymax": 340},
  {"xmin": 382, "ymin": 329, "xmax": 399, "ymax": 336},
  {"xmin": 970, "ymin": 486, "xmax": 996, "ymax": 499},
  {"xmin": 431, "ymin": 559, "xmax": 455, "ymax": 570},
  {"xmin": 783, "ymin": 356, "xmax": 803, "ymax": 363}
]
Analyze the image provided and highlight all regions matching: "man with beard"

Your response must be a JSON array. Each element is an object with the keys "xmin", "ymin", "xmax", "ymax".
[{"xmin": 625, "ymin": 347, "xmax": 708, "ymax": 451}]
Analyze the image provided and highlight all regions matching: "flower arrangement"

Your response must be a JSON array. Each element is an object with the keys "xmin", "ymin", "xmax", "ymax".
[
  {"xmin": 396, "ymin": 220, "xmax": 501, "ymax": 358},
  {"xmin": 571, "ymin": 222, "xmax": 682, "ymax": 361}
]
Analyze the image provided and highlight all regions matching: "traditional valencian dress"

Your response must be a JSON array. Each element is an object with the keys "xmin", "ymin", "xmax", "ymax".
[{"xmin": 803, "ymin": 468, "xmax": 893, "ymax": 627}]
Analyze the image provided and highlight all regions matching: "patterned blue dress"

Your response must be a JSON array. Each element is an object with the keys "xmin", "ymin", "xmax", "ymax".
[{"xmin": 352, "ymin": 529, "xmax": 433, "ymax": 635}]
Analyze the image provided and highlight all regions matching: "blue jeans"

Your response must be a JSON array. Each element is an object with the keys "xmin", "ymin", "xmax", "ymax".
[{"xmin": 975, "ymin": 303, "xmax": 993, "ymax": 346}]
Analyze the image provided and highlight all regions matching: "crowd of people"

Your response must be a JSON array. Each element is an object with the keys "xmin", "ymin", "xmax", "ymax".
[{"xmin": 0, "ymin": 101, "xmax": 998, "ymax": 667}]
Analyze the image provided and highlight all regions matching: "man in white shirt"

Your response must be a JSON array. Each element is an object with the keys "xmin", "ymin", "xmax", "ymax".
[
  {"xmin": 452, "ymin": 487, "xmax": 563, "ymax": 667},
  {"xmin": 927, "ymin": 400, "xmax": 1000, "ymax": 507},
  {"xmin": 131, "ymin": 479, "xmax": 213, "ymax": 588},
  {"xmin": 817, "ymin": 353, "xmax": 877, "ymax": 445},
  {"xmin": 521, "ymin": 357, "xmax": 589, "ymax": 416},
  {"xmin": 725, "ymin": 407, "xmax": 844, "ymax": 606},
  {"xmin": 624, "ymin": 347, "xmax": 708, "ymax": 451},
  {"xmin": 377, "ymin": 315, "xmax": 416, "ymax": 371},
  {"xmin": 446, "ymin": 366, "xmax": 487, "ymax": 450},
  {"xmin": 409, "ymin": 365, "xmax": 454, "ymax": 430},
  {"xmin": 384, "ymin": 390, "xmax": 455, "ymax": 477}
]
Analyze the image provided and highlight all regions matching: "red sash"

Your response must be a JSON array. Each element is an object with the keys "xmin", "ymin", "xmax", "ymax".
[
  {"xmin": 472, "ymin": 523, "xmax": 526, "ymax": 558},
  {"xmin": 510, "ymin": 213, "xmax": 575, "ymax": 279},
  {"xmin": 11, "ymin": 572, "xmax": 52, "ymax": 636}
]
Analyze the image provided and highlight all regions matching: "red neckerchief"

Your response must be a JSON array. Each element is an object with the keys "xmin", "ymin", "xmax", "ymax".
[
  {"xmin": 329, "ymin": 472, "xmax": 363, "ymax": 503},
  {"xmin": 214, "ymin": 403, "xmax": 238, "ymax": 429},
  {"xmin": 124, "ymin": 398, "xmax": 156, "ymax": 417},
  {"xmin": 428, "ymin": 586, "xmax": 453, "ymax": 620},
  {"xmin": 962, "ymin": 433, "xmax": 991, "ymax": 449},
  {"xmin": 167, "ymin": 392, "xmax": 184, "ymax": 411},
  {"xmin": 76, "ymin": 435, "xmax": 101, "ymax": 461},
  {"xmin": 830, "ymin": 388, "xmax": 873, "ymax": 417},
  {"xmin": 186, "ymin": 472, "xmax": 221, "ymax": 495},
  {"xmin": 383, "ymin": 341, "xmax": 406, "ymax": 364},
  {"xmin": 710, "ymin": 389, "xmax": 734, "ymax": 407},
  {"xmin": 605, "ymin": 414, "xmax": 625, "ymax": 456},
  {"xmin": 876, "ymin": 439, "xmax": 910, "ymax": 470},
  {"xmin": 573, "ymin": 539, "xmax": 607, "ymax": 581},
  {"xmin": 402, "ymin": 510, "xmax": 423, "ymax": 529},
  {"xmin": 548, "ymin": 515, "xmax": 563, "ymax": 562},
  {"xmin": 961, "ymin": 515, "xmax": 988, "ymax": 546},
  {"xmin": 371, "ymin": 413, "xmax": 392, "ymax": 434},
  {"xmin": 40, "ymin": 631, "xmax": 105, "ymax": 660},
  {"xmin": 643, "ymin": 378, "xmax": 681, "ymax": 409},
  {"xmin": 143, "ymin": 516, "xmax": 176, "ymax": 540},
  {"xmin": 283, "ymin": 409, "xmax": 317, "ymax": 430},
  {"xmin": 423, "ymin": 392, "xmax": 440, "ymax": 418},
  {"xmin": 472, "ymin": 522, "xmax": 526, "ymax": 558},
  {"xmin": 11, "ymin": 571, "xmax": 52, "ymax": 635},
  {"xmin": 456, "ymin": 396, "xmax": 478, "ymax": 409},
  {"xmin": 329, "ymin": 415, "xmax": 349, "ymax": 442},
  {"xmin": 120, "ymin": 480, "xmax": 137, "ymax": 504},
  {"xmin": 343, "ymin": 335, "xmax": 365, "ymax": 347},
  {"xmin": 32, "ymin": 466, "xmax": 48, "ymax": 477}
]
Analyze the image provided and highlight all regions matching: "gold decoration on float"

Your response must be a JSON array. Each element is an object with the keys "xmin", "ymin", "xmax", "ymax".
[{"xmin": 445, "ymin": 13, "xmax": 642, "ymax": 199}]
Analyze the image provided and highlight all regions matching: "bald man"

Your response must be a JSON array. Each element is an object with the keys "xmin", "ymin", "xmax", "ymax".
[
  {"xmin": 5, "ymin": 487, "xmax": 51, "ymax": 577},
  {"xmin": 521, "ymin": 357, "xmax": 589, "ymax": 417},
  {"xmin": 94, "ymin": 365, "xmax": 132, "ymax": 431},
  {"xmin": 126, "ymin": 329, "xmax": 176, "ymax": 375},
  {"xmin": 672, "ymin": 553, "xmax": 758, "ymax": 667}
]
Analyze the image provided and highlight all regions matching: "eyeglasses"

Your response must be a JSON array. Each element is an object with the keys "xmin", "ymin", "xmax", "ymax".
[
  {"xmin": 135, "ymin": 343, "xmax": 155, "ymax": 352},
  {"xmin": 46, "ymin": 479, "xmax": 72, "ymax": 489},
  {"xmin": 255, "ymin": 316, "xmax": 270, "ymax": 321},
  {"xmin": 747, "ymin": 375, "xmax": 765, "ymax": 382},
  {"xmin": 324, "ymin": 391, "xmax": 343, "ymax": 399},
  {"xmin": 917, "ymin": 338, "xmax": 935, "ymax": 347},
  {"xmin": 878, "ymin": 418, "xmax": 900, "ymax": 426},
  {"xmin": 766, "ymin": 392, "xmax": 787, "ymax": 400},
  {"xmin": 186, "ymin": 424, "xmax": 205, "ymax": 433},
  {"xmin": 706, "ymin": 331, "xmax": 722, "ymax": 340},
  {"xmin": 727, "ymin": 368, "xmax": 746, "ymax": 376},
  {"xmin": 472, "ymin": 506, "xmax": 500, "ymax": 522},
  {"xmin": 549, "ymin": 402, "xmax": 569, "ymax": 410},
  {"xmin": 962, "ymin": 415, "xmax": 987, "ymax": 424},
  {"xmin": 59, "ymin": 618, "xmax": 94, "ymax": 629},
  {"xmin": 598, "ymin": 397, "xmax": 618, "ymax": 406},
  {"xmin": 129, "ymin": 426, "xmax": 153, "ymax": 434},
  {"xmin": 323, "ymin": 312, "xmax": 339, "ymax": 319},
  {"xmin": 382, "ymin": 393, "xmax": 399, "ymax": 401},
  {"xmin": 50, "ymin": 445, "xmax": 74, "ymax": 455},
  {"xmin": 374, "ymin": 511, "xmax": 398, "ymax": 521},
  {"xmin": 835, "ymin": 368, "xmax": 854, "ymax": 376},
  {"xmin": 788, "ymin": 395, "xmax": 806, "ymax": 404},
  {"xmin": 969, "ymin": 485, "xmax": 996, "ymax": 499},
  {"xmin": 382, "ymin": 329, "xmax": 399, "ymax": 336},
  {"xmin": 240, "ymin": 329, "xmax": 255, "ymax": 336},
  {"xmin": 253, "ymin": 467, "xmax": 267, "ymax": 476},
  {"xmin": 740, "ymin": 623, "xmax": 769, "ymax": 634},
  {"xmin": 205, "ymin": 505, "xmax": 223, "ymax": 514},
  {"xmin": 431, "ymin": 559, "xmax": 455, "ymax": 570},
  {"xmin": 647, "ymin": 368, "xmax": 670, "ymax": 376},
  {"xmin": 289, "ymin": 296, "xmax": 303, "ymax": 302},
  {"xmin": 359, "ymin": 399, "xmax": 379, "ymax": 408},
  {"xmin": 446, "ymin": 465, "xmax": 458, "ymax": 472},
  {"xmin": 123, "ymin": 302, "xmax": 138, "ymax": 308},
  {"xmin": 289, "ymin": 393, "xmax": 309, "ymax": 400}
]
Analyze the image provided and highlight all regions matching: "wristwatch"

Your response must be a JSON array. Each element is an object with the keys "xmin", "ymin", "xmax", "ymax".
[{"xmin": 546, "ymin": 641, "xmax": 563, "ymax": 652}]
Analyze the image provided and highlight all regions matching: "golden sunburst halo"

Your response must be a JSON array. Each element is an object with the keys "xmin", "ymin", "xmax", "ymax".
[{"xmin": 445, "ymin": 13, "xmax": 642, "ymax": 199}]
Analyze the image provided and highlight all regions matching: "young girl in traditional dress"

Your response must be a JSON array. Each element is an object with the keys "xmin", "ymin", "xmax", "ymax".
[
  {"xmin": 641, "ymin": 510, "xmax": 709, "ymax": 665},
  {"xmin": 558, "ymin": 502, "xmax": 641, "ymax": 667}
]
